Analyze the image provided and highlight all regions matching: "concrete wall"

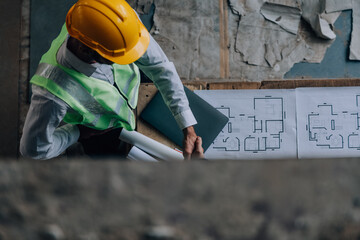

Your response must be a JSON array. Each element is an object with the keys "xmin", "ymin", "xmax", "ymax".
[{"xmin": 0, "ymin": 159, "xmax": 359, "ymax": 239}]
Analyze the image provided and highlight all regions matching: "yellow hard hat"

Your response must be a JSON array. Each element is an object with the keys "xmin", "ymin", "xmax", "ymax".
[{"xmin": 66, "ymin": 0, "xmax": 150, "ymax": 65}]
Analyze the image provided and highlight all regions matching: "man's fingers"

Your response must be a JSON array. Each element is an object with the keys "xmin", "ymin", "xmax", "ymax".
[
  {"xmin": 195, "ymin": 136, "xmax": 202, "ymax": 149},
  {"xmin": 183, "ymin": 135, "xmax": 196, "ymax": 160},
  {"xmin": 183, "ymin": 141, "xmax": 195, "ymax": 160},
  {"xmin": 193, "ymin": 136, "xmax": 204, "ymax": 159}
]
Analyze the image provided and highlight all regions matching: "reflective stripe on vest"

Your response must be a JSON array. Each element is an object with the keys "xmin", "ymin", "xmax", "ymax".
[
  {"xmin": 35, "ymin": 62, "xmax": 134, "ymax": 129},
  {"xmin": 36, "ymin": 63, "xmax": 121, "ymax": 114},
  {"xmin": 113, "ymin": 62, "xmax": 140, "ymax": 110},
  {"xmin": 124, "ymin": 63, "xmax": 139, "ymax": 108}
]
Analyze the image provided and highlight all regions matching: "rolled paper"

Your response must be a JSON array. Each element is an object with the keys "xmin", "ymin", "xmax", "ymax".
[
  {"xmin": 127, "ymin": 146, "xmax": 158, "ymax": 162},
  {"xmin": 119, "ymin": 129, "xmax": 184, "ymax": 161}
]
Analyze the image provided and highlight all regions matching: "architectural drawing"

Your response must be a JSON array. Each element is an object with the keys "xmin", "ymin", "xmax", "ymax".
[
  {"xmin": 306, "ymin": 99, "xmax": 360, "ymax": 150},
  {"xmin": 195, "ymin": 90, "xmax": 297, "ymax": 160},
  {"xmin": 213, "ymin": 98, "xmax": 284, "ymax": 152},
  {"xmin": 297, "ymin": 87, "xmax": 360, "ymax": 158},
  {"xmin": 196, "ymin": 87, "xmax": 360, "ymax": 159}
]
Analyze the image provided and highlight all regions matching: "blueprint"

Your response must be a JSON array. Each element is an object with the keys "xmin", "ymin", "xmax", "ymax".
[
  {"xmin": 297, "ymin": 87, "xmax": 360, "ymax": 158},
  {"xmin": 194, "ymin": 89, "xmax": 297, "ymax": 160}
]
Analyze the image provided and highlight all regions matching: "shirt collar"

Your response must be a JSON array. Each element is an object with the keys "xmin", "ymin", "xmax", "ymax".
[{"xmin": 56, "ymin": 36, "xmax": 98, "ymax": 77}]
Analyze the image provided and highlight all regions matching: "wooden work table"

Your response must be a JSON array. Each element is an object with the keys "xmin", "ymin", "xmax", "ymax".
[{"xmin": 136, "ymin": 78, "xmax": 360, "ymax": 149}]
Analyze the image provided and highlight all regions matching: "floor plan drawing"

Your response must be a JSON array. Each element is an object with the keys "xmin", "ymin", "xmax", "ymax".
[
  {"xmin": 194, "ymin": 89, "xmax": 297, "ymax": 160},
  {"xmin": 297, "ymin": 87, "xmax": 360, "ymax": 158}
]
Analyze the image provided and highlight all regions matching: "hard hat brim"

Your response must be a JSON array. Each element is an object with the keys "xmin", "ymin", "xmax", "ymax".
[{"xmin": 100, "ymin": 21, "xmax": 150, "ymax": 65}]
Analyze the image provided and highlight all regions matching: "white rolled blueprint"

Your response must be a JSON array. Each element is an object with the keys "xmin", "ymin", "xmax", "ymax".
[
  {"xmin": 127, "ymin": 146, "xmax": 158, "ymax": 162},
  {"xmin": 119, "ymin": 129, "xmax": 184, "ymax": 161}
]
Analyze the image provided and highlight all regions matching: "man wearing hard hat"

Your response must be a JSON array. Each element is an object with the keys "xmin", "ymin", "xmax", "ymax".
[{"xmin": 20, "ymin": 0, "xmax": 203, "ymax": 160}]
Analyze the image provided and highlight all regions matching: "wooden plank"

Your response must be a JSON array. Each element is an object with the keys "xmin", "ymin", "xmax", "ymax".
[
  {"xmin": 219, "ymin": 0, "xmax": 229, "ymax": 79},
  {"xmin": 261, "ymin": 79, "xmax": 360, "ymax": 89},
  {"xmin": 136, "ymin": 84, "xmax": 177, "ymax": 148},
  {"xmin": 182, "ymin": 81, "xmax": 207, "ymax": 91},
  {"xmin": 208, "ymin": 81, "xmax": 261, "ymax": 90}
]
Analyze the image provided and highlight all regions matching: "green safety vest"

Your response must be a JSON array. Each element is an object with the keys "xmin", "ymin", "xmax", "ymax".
[{"xmin": 31, "ymin": 24, "xmax": 140, "ymax": 131}]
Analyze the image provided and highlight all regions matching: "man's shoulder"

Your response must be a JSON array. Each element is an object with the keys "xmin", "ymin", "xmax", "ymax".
[{"xmin": 31, "ymin": 84, "xmax": 70, "ymax": 110}]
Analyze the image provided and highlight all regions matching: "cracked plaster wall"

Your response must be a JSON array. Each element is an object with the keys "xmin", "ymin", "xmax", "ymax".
[
  {"xmin": 128, "ymin": 0, "xmax": 356, "ymax": 82},
  {"xmin": 130, "ymin": 0, "xmax": 221, "ymax": 80}
]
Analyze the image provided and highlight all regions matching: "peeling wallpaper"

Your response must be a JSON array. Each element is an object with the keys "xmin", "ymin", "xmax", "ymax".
[{"xmin": 127, "ymin": 0, "xmax": 360, "ymax": 81}]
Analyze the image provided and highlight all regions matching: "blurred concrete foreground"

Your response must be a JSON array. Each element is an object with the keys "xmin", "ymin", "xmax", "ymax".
[{"xmin": 0, "ymin": 159, "xmax": 359, "ymax": 240}]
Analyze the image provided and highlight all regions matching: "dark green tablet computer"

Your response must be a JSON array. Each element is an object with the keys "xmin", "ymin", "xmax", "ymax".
[{"xmin": 140, "ymin": 87, "xmax": 229, "ymax": 151}]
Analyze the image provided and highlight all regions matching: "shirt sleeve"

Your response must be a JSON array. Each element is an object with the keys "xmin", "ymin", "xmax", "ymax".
[
  {"xmin": 20, "ymin": 85, "xmax": 80, "ymax": 160},
  {"xmin": 135, "ymin": 34, "xmax": 197, "ymax": 129}
]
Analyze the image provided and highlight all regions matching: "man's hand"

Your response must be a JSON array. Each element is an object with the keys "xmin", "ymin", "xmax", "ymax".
[{"xmin": 182, "ymin": 126, "xmax": 204, "ymax": 160}]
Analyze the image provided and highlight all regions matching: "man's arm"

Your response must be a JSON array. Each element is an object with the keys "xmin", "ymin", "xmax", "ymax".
[
  {"xmin": 135, "ymin": 34, "xmax": 200, "ymax": 159},
  {"xmin": 20, "ymin": 85, "xmax": 80, "ymax": 160}
]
